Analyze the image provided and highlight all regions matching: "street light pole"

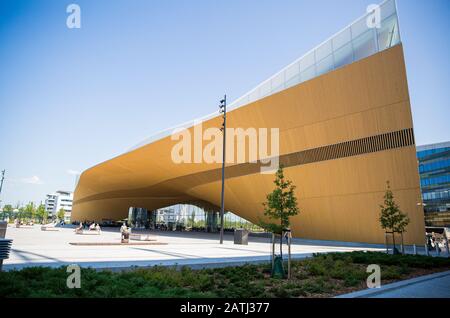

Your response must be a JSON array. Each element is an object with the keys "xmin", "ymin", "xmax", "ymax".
[
  {"xmin": 0, "ymin": 170, "xmax": 5, "ymax": 221},
  {"xmin": 219, "ymin": 95, "xmax": 227, "ymax": 244},
  {"xmin": 0, "ymin": 170, "xmax": 5, "ymax": 197}
]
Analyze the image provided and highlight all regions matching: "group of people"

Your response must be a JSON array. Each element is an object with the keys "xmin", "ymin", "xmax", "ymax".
[
  {"xmin": 427, "ymin": 231, "xmax": 449, "ymax": 254},
  {"xmin": 74, "ymin": 221, "xmax": 101, "ymax": 234}
]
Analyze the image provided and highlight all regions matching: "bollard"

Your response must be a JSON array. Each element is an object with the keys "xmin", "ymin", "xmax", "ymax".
[{"xmin": 413, "ymin": 244, "xmax": 417, "ymax": 255}]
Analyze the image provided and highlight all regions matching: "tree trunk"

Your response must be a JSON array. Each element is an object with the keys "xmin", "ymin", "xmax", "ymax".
[
  {"xmin": 392, "ymin": 232, "xmax": 396, "ymax": 254},
  {"xmin": 280, "ymin": 232, "xmax": 283, "ymax": 258}
]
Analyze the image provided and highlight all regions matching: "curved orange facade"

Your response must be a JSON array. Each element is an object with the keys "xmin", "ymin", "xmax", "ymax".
[{"xmin": 72, "ymin": 45, "xmax": 425, "ymax": 244}]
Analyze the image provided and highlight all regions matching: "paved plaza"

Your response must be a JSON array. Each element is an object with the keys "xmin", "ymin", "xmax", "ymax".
[{"xmin": 3, "ymin": 225, "xmax": 386, "ymax": 271}]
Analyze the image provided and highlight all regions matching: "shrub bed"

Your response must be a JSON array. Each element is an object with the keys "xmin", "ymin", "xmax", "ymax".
[{"xmin": 1, "ymin": 251, "xmax": 449, "ymax": 298}]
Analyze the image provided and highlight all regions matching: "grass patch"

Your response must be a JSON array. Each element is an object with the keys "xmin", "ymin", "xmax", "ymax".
[{"xmin": 1, "ymin": 251, "xmax": 449, "ymax": 298}]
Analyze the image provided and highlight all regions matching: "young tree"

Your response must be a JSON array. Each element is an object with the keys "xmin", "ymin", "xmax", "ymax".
[
  {"xmin": 57, "ymin": 208, "xmax": 65, "ymax": 222},
  {"xmin": 24, "ymin": 202, "xmax": 36, "ymax": 222},
  {"xmin": 259, "ymin": 166, "xmax": 300, "ymax": 257},
  {"xmin": 379, "ymin": 181, "xmax": 410, "ymax": 253},
  {"xmin": 2, "ymin": 204, "xmax": 13, "ymax": 220},
  {"xmin": 35, "ymin": 204, "xmax": 47, "ymax": 224}
]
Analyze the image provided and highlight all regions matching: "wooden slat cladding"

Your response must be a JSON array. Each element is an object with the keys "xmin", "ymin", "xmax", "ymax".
[{"xmin": 281, "ymin": 128, "xmax": 415, "ymax": 168}]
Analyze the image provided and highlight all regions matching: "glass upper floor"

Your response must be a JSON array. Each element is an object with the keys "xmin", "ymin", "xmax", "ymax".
[
  {"xmin": 127, "ymin": 0, "xmax": 401, "ymax": 152},
  {"xmin": 225, "ymin": 0, "xmax": 400, "ymax": 111}
]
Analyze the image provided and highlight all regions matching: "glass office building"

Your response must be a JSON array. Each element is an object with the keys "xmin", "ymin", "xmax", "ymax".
[{"xmin": 417, "ymin": 141, "xmax": 450, "ymax": 227}]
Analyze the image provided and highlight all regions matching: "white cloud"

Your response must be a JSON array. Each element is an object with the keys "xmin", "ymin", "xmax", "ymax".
[
  {"xmin": 20, "ymin": 176, "xmax": 44, "ymax": 185},
  {"xmin": 67, "ymin": 169, "xmax": 80, "ymax": 175}
]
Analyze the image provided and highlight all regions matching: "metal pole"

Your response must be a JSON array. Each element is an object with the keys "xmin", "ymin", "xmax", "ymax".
[
  {"xmin": 219, "ymin": 95, "xmax": 227, "ymax": 244},
  {"xmin": 0, "ymin": 170, "xmax": 5, "ymax": 221},
  {"xmin": 271, "ymin": 233, "xmax": 275, "ymax": 270},
  {"xmin": 0, "ymin": 170, "xmax": 5, "ymax": 196},
  {"xmin": 288, "ymin": 231, "xmax": 291, "ymax": 279},
  {"xmin": 385, "ymin": 233, "xmax": 388, "ymax": 254}
]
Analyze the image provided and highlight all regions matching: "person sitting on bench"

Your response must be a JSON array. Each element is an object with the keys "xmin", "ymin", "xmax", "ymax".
[
  {"xmin": 75, "ymin": 222, "xmax": 83, "ymax": 234},
  {"xmin": 120, "ymin": 223, "xmax": 129, "ymax": 242}
]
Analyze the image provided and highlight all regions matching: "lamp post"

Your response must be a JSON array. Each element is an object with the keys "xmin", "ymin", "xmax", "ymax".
[
  {"xmin": 219, "ymin": 95, "xmax": 226, "ymax": 244},
  {"xmin": 0, "ymin": 170, "xmax": 5, "ymax": 221}
]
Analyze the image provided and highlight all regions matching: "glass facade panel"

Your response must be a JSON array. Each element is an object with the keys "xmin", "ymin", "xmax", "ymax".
[
  {"xmin": 315, "ymin": 39, "xmax": 333, "ymax": 62},
  {"xmin": 352, "ymin": 29, "xmax": 377, "ymax": 61},
  {"xmin": 351, "ymin": 16, "xmax": 369, "ymax": 39},
  {"xmin": 150, "ymin": 204, "xmax": 263, "ymax": 232},
  {"xmin": 300, "ymin": 64, "xmax": 316, "ymax": 82},
  {"xmin": 333, "ymin": 42, "xmax": 353, "ymax": 69},
  {"xmin": 248, "ymin": 89, "xmax": 259, "ymax": 104},
  {"xmin": 377, "ymin": 14, "xmax": 399, "ymax": 50},
  {"xmin": 271, "ymin": 72, "xmax": 285, "ymax": 93},
  {"xmin": 417, "ymin": 142, "xmax": 450, "ymax": 226},
  {"xmin": 259, "ymin": 81, "xmax": 271, "ymax": 98},
  {"xmin": 380, "ymin": 0, "xmax": 397, "ymax": 20},
  {"xmin": 332, "ymin": 27, "xmax": 351, "ymax": 51},
  {"xmin": 316, "ymin": 54, "xmax": 334, "ymax": 76},
  {"xmin": 300, "ymin": 51, "xmax": 315, "ymax": 71},
  {"xmin": 284, "ymin": 62, "xmax": 300, "ymax": 88}
]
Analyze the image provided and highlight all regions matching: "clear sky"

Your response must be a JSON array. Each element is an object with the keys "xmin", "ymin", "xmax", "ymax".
[{"xmin": 0, "ymin": 0, "xmax": 449, "ymax": 206}]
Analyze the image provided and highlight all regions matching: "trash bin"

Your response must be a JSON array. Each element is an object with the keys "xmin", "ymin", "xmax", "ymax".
[
  {"xmin": 0, "ymin": 221, "xmax": 7, "ymax": 239},
  {"xmin": 234, "ymin": 229, "xmax": 249, "ymax": 245}
]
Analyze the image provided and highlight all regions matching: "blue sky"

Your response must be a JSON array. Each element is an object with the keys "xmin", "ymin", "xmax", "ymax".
[{"xmin": 0, "ymin": 0, "xmax": 449, "ymax": 205}]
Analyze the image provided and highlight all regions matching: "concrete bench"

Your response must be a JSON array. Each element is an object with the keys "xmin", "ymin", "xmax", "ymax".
[
  {"xmin": 75, "ymin": 230, "xmax": 100, "ymax": 235},
  {"xmin": 129, "ymin": 233, "xmax": 156, "ymax": 241},
  {"xmin": 41, "ymin": 226, "xmax": 59, "ymax": 231}
]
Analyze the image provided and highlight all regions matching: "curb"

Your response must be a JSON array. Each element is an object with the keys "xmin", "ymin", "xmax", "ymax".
[
  {"xmin": 335, "ymin": 269, "xmax": 450, "ymax": 298},
  {"xmin": 3, "ymin": 253, "xmax": 315, "ymax": 272}
]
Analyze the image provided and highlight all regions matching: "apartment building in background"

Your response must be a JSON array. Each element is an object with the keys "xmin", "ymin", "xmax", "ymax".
[{"xmin": 44, "ymin": 190, "xmax": 73, "ymax": 222}]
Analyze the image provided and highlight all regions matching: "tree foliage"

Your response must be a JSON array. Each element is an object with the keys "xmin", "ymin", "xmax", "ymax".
[
  {"xmin": 35, "ymin": 204, "xmax": 47, "ymax": 223},
  {"xmin": 259, "ymin": 166, "xmax": 299, "ymax": 234},
  {"xmin": 57, "ymin": 208, "xmax": 65, "ymax": 221},
  {"xmin": 379, "ymin": 181, "xmax": 410, "ymax": 234}
]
